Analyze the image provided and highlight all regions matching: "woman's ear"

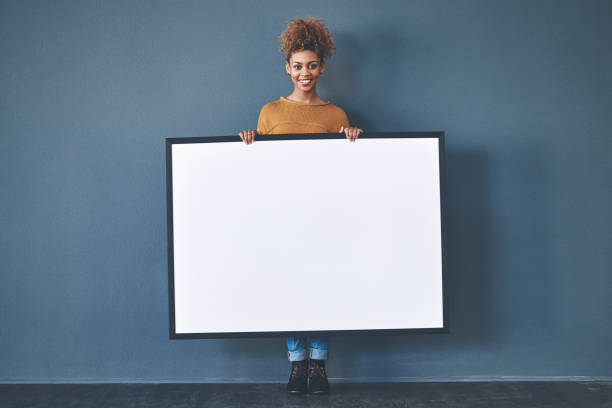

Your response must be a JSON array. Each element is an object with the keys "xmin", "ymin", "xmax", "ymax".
[
  {"xmin": 285, "ymin": 61, "xmax": 291, "ymax": 75},
  {"xmin": 320, "ymin": 61, "xmax": 325, "ymax": 74}
]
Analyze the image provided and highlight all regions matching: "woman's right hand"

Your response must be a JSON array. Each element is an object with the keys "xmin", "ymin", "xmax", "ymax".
[{"xmin": 238, "ymin": 129, "xmax": 260, "ymax": 145}]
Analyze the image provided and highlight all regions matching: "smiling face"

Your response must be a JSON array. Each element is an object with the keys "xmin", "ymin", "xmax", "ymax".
[{"xmin": 285, "ymin": 49, "xmax": 325, "ymax": 93}]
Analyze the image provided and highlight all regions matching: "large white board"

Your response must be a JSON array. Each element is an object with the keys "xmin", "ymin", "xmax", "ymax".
[{"xmin": 167, "ymin": 134, "xmax": 446, "ymax": 337}]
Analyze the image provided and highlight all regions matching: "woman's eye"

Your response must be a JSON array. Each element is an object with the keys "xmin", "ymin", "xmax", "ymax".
[{"xmin": 294, "ymin": 66, "xmax": 301, "ymax": 69}]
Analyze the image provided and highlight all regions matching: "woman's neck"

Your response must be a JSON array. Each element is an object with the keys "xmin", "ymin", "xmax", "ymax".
[{"xmin": 286, "ymin": 88, "xmax": 327, "ymax": 105}]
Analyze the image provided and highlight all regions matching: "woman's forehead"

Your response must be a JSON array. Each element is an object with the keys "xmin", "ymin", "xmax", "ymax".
[{"xmin": 290, "ymin": 50, "xmax": 320, "ymax": 63}]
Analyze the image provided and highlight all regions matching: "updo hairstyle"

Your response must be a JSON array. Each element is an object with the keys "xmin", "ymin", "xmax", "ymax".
[{"xmin": 279, "ymin": 17, "xmax": 336, "ymax": 63}]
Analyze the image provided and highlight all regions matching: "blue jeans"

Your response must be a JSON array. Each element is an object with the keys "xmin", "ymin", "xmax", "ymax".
[{"xmin": 286, "ymin": 336, "xmax": 330, "ymax": 361}]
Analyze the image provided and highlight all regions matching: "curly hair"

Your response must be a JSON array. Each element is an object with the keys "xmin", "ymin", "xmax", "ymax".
[{"xmin": 279, "ymin": 16, "xmax": 336, "ymax": 63}]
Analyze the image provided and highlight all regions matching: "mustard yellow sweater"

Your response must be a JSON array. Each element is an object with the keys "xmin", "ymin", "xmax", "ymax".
[{"xmin": 257, "ymin": 97, "xmax": 350, "ymax": 135}]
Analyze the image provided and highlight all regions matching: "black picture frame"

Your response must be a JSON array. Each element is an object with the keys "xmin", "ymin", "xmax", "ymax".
[{"xmin": 166, "ymin": 132, "xmax": 448, "ymax": 339}]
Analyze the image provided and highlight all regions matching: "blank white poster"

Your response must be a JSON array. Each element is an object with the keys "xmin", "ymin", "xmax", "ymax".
[{"xmin": 170, "ymin": 137, "xmax": 444, "ymax": 335}]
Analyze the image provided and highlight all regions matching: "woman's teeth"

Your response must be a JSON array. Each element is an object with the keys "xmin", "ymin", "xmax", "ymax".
[{"xmin": 299, "ymin": 79, "xmax": 312, "ymax": 84}]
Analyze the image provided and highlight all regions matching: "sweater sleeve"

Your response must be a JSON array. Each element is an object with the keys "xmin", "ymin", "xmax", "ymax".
[
  {"xmin": 337, "ymin": 107, "xmax": 350, "ymax": 131},
  {"xmin": 257, "ymin": 106, "xmax": 269, "ymax": 134}
]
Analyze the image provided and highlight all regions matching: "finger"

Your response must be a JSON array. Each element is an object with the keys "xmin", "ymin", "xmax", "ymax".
[
  {"xmin": 239, "ymin": 132, "xmax": 246, "ymax": 143},
  {"xmin": 250, "ymin": 130, "xmax": 256, "ymax": 144},
  {"xmin": 339, "ymin": 126, "xmax": 345, "ymax": 133}
]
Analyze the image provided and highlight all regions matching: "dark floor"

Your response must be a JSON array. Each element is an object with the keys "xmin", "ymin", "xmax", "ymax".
[{"xmin": 1, "ymin": 382, "xmax": 611, "ymax": 408}]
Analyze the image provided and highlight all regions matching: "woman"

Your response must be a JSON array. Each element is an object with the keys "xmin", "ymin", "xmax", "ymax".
[{"xmin": 238, "ymin": 16, "xmax": 363, "ymax": 395}]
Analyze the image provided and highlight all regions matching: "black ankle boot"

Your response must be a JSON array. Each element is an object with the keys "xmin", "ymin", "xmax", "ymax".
[
  {"xmin": 308, "ymin": 358, "xmax": 330, "ymax": 394},
  {"xmin": 286, "ymin": 359, "xmax": 308, "ymax": 394}
]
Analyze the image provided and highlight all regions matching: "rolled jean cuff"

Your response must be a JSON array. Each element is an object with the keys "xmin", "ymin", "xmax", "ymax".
[
  {"xmin": 287, "ymin": 349, "xmax": 308, "ymax": 362},
  {"xmin": 308, "ymin": 348, "xmax": 329, "ymax": 360}
]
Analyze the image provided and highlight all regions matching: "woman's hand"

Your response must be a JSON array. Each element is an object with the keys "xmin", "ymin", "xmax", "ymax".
[
  {"xmin": 340, "ymin": 126, "xmax": 363, "ymax": 142},
  {"xmin": 238, "ymin": 129, "xmax": 260, "ymax": 145}
]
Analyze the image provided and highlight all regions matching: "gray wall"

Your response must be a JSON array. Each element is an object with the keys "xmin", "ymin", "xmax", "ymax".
[{"xmin": 1, "ymin": 0, "xmax": 611, "ymax": 382}]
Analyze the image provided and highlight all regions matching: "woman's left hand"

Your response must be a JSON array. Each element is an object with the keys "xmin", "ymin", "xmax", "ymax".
[{"xmin": 340, "ymin": 126, "xmax": 363, "ymax": 142}]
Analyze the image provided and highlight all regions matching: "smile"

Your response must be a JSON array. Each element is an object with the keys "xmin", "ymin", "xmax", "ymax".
[{"xmin": 298, "ymin": 79, "xmax": 313, "ymax": 84}]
